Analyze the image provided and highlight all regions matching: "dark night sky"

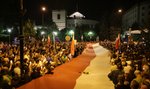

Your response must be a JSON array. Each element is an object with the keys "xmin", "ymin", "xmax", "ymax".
[{"xmin": 0, "ymin": 0, "xmax": 138, "ymax": 25}]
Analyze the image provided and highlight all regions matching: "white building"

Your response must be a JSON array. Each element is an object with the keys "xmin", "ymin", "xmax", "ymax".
[
  {"xmin": 67, "ymin": 11, "xmax": 98, "ymax": 29},
  {"xmin": 52, "ymin": 10, "xmax": 67, "ymax": 30},
  {"xmin": 52, "ymin": 10, "xmax": 99, "ymax": 30}
]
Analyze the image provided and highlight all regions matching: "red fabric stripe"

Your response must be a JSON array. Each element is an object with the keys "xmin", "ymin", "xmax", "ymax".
[{"xmin": 17, "ymin": 46, "xmax": 96, "ymax": 89}]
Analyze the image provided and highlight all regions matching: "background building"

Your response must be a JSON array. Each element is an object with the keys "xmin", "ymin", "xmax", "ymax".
[
  {"xmin": 67, "ymin": 11, "xmax": 98, "ymax": 29},
  {"xmin": 122, "ymin": 0, "xmax": 150, "ymax": 31},
  {"xmin": 52, "ymin": 10, "xmax": 99, "ymax": 30},
  {"xmin": 52, "ymin": 10, "xmax": 67, "ymax": 30}
]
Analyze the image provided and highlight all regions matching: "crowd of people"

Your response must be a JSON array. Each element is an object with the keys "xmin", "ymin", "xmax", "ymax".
[
  {"xmin": 0, "ymin": 40, "xmax": 85, "ymax": 89},
  {"xmin": 0, "ymin": 37, "xmax": 150, "ymax": 89},
  {"xmin": 100, "ymin": 40, "xmax": 150, "ymax": 89}
]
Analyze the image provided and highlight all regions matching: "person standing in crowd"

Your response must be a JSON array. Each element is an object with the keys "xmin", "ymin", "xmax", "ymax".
[
  {"xmin": 130, "ymin": 70, "xmax": 142, "ymax": 89},
  {"xmin": 108, "ymin": 64, "xmax": 124, "ymax": 89}
]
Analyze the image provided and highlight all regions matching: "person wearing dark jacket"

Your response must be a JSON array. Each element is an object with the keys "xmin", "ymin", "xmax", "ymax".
[{"xmin": 108, "ymin": 64, "xmax": 124, "ymax": 89}]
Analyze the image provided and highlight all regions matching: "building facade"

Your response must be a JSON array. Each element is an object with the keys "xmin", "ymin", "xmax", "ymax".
[
  {"xmin": 67, "ymin": 19, "xmax": 98, "ymax": 29},
  {"xmin": 52, "ymin": 10, "xmax": 99, "ymax": 30},
  {"xmin": 52, "ymin": 10, "xmax": 66, "ymax": 30},
  {"xmin": 122, "ymin": 0, "xmax": 150, "ymax": 31}
]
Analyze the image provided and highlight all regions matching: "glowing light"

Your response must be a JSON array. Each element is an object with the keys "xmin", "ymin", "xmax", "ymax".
[
  {"xmin": 118, "ymin": 9, "xmax": 122, "ymax": 13},
  {"xmin": 42, "ymin": 6, "xmax": 46, "ymax": 12},
  {"xmin": 7, "ymin": 28, "xmax": 12, "ymax": 33},
  {"xmin": 41, "ymin": 31, "xmax": 45, "ymax": 35},
  {"xmin": 53, "ymin": 32, "xmax": 58, "ymax": 36},
  {"xmin": 69, "ymin": 30, "xmax": 74, "ymax": 35},
  {"xmin": 88, "ymin": 31, "xmax": 93, "ymax": 36}
]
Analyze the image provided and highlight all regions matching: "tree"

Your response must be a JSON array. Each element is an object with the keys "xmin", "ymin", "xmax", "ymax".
[
  {"xmin": 47, "ymin": 22, "xmax": 58, "ymax": 34},
  {"xmin": 23, "ymin": 19, "xmax": 36, "ymax": 39},
  {"xmin": 59, "ymin": 28, "xmax": 69, "ymax": 41}
]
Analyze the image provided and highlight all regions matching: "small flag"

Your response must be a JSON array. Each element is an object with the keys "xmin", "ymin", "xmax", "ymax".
[
  {"xmin": 47, "ymin": 35, "xmax": 50, "ymax": 45},
  {"xmin": 55, "ymin": 37, "xmax": 60, "ymax": 42},
  {"xmin": 115, "ymin": 33, "xmax": 120, "ymax": 50}
]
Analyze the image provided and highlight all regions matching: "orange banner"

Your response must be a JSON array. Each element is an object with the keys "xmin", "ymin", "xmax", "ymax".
[{"xmin": 71, "ymin": 39, "xmax": 75, "ymax": 56}]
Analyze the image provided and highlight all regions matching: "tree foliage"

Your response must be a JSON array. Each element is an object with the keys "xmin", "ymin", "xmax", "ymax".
[{"xmin": 23, "ymin": 19, "xmax": 36, "ymax": 38}]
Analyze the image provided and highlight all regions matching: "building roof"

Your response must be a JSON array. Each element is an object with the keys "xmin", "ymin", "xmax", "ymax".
[{"xmin": 69, "ymin": 11, "xmax": 85, "ymax": 18}]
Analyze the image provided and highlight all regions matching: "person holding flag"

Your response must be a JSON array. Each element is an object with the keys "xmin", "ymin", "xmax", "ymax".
[
  {"xmin": 70, "ymin": 31, "xmax": 75, "ymax": 56},
  {"xmin": 47, "ymin": 35, "xmax": 50, "ymax": 46},
  {"xmin": 115, "ymin": 33, "xmax": 121, "ymax": 51}
]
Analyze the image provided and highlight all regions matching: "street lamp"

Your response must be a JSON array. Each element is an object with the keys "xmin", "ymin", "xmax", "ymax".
[
  {"xmin": 7, "ymin": 28, "xmax": 12, "ymax": 33},
  {"xmin": 69, "ymin": 30, "xmax": 74, "ymax": 38},
  {"xmin": 41, "ymin": 31, "xmax": 45, "ymax": 35},
  {"xmin": 41, "ymin": 6, "xmax": 46, "ymax": 28},
  {"xmin": 69, "ymin": 30, "xmax": 74, "ymax": 35},
  {"xmin": 88, "ymin": 31, "xmax": 93, "ymax": 41},
  {"xmin": 53, "ymin": 31, "xmax": 57, "ymax": 44},
  {"xmin": 118, "ymin": 9, "xmax": 123, "ymax": 34},
  {"xmin": 41, "ymin": 31, "xmax": 45, "ymax": 41},
  {"xmin": 53, "ymin": 31, "xmax": 58, "ymax": 36},
  {"xmin": 42, "ymin": 6, "xmax": 46, "ymax": 11},
  {"xmin": 118, "ymin": 9, "xmax": 122, "ymax": 13},
  {"xmin": 7, "ymin": 28, "xmax": 12, "ymax": 44},
  {"xmin": 53, "ymin": 31, "xmax": 57, "ymax": 52}
]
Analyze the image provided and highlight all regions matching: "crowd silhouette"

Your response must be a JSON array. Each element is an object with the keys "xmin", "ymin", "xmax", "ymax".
[
  {"xmin": 0, "ymin": 40, "xmax": 85, "ymax": 89},
  {"xmin": 100, "ymin": 40, "xmax": 150, "ymax": 89}
]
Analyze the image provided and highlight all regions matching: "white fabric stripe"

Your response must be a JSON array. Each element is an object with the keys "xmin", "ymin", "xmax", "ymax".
[{"xmin": 74, "ymin": 44, "xmax": 114, "ymax": 89}]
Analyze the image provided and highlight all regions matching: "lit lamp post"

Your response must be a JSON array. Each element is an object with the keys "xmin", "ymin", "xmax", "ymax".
[
  {"xmin": 41, "ymin": 31, "xmax": 45, "ymax": 41},
  {"xmin": 118, "ymin": 9, "xmax": 122, "ymax": 13},
  {"xmin": 53, "ymin": 31, "xmax": 57, "ymax": 51},
  {"xmin": 88, "ymin": 31, "xmax": 93, "ymax": 41},
  {"xmin": 117, "ymin": 9, "xmax": 123, "ymax": 51},
  {"xmin": 69, "ymin": 30, "xmax": 74, "ymax": 39},
  {"xmin": 118, "ymin": 9, "xmax": 123, "ymax": 34},
  {"xmin": 41, "ymin": 31, "xmax": 45, "ymax": 35},
  {"xmin": 53, "ymin": 31, "xmax": 57, "ymax": 44},
  {"xmin": 41, "ymin": 6, "xmax": 46, "ymax": 28},
  {"xmin": 7, "ymin": 28, "xmax": 12, "ymax": 44}
]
